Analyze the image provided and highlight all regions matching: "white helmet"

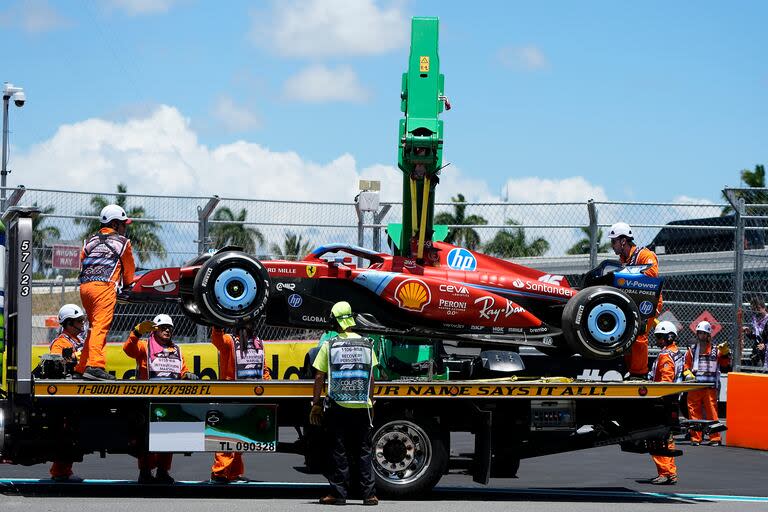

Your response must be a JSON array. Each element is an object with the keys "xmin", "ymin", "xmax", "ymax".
[
  {"xmin": 100, "ymin": 204, "xmax": 132, "ymax": 225},
  {"xmin": 58, "ymin": 304, "xmax": 85, "ymax": 324},
  {"xmin": 607, "ymin": 222, "xmax": 633, "ymax": 239},
  {"xmin": 654, "ymin": 320, "xmax": 678, "ymax": 338},
  {"xmin": 152, "ymin": 314, "xmax": 174, "ymax": 327},
  {"xmin": 695, "ymin": 320, "xmax": 712, "ymax": 334}
]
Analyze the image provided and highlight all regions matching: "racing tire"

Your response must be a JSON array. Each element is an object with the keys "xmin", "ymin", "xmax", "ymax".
[
  {"xmin": 372, "ymin": 417, "xmax": 448, "ymax": 498},
  {"xmin": 179, "ymin": 295, "xmax": 212, "ymax": 327},
  {"xmin": 192, "ymin": 250, "xmax": 270, "ymax": 327},
  {"xmin": 561, "ymin": 286, "xmax": 640, "ymax": 360}
]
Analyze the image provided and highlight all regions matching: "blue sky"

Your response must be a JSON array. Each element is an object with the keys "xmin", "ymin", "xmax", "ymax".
[{"xmin": 1, "ymin": 0, "xmax": 766, "ymax": 205}]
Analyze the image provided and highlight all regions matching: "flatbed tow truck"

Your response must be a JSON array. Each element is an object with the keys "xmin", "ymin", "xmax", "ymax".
[
  {"xmin": 0, "ymin": 209, "xmax": 711, "ymax": 496},
  {"xmin": 1, "ymin": 17, "xmax": 716, "ymax": 498}
]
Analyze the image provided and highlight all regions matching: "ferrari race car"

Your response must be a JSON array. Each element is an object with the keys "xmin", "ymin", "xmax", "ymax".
[{"xmin": 121, "ymin": 241, "xmax": 662, "ymax": 360}]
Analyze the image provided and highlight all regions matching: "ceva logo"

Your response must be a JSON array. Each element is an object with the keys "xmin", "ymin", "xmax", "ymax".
[{"xmin": 447, "ymin": 248, "xmax": 477, "ymax": 271}]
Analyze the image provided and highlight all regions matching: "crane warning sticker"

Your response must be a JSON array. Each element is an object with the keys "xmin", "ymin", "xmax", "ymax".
[{"xmin": 419, "ymin": 56, "xmax": 430, "ymax": 72}]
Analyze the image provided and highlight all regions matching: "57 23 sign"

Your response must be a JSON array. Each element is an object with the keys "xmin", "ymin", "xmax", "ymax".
[{"xmin": 19, "ymin": 240, "xmax": 31, "ymax": 297}]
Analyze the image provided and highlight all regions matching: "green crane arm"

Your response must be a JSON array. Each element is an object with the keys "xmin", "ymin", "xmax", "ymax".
[{"xmin": 396, "ymin": 17, "xmax": 450, "ymax": 263}]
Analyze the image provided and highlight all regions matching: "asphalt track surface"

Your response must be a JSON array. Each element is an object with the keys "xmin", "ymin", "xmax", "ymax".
[{"xmin": 2, "ymin": 430, "xmax": 768, "ymax": 510}]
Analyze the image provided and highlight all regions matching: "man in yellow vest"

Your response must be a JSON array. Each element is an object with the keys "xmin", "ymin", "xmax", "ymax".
[{"xmin": 311, "ymin": 301, "xmax": 379, "ymax": 506}]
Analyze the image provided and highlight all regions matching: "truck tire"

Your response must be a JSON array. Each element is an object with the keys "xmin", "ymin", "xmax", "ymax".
[
  {"xmin": 561, "ymin": 286, "xmax": 639, "ymax": 360},
  {"xmin": 192, "ymin": 250, "xmax": 270, "ymax": 327},
  {"xmin": 372, "ymin": 418, "xmax": 448, "ymax": 497}
]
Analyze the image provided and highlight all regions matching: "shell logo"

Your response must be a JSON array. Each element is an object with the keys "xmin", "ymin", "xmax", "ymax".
[
  {"xmin": 617, "ymin": 278, "xmax": 626, "ymax": 286},
  {"xmin": 394, "ymin": 278, "xmax": 431, "ymax": 312}
]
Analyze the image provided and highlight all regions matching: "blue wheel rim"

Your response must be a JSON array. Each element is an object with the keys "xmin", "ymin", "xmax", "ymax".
[
  {"xmin": 586, "ymin": 303, "xmax": 626, "ymax": 344},
  {"xmin": 213, "ymin": 268, "xmax": 258, "ymax": 311}
]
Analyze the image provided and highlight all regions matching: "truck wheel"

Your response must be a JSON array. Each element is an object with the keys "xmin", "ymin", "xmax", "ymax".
[
  {"xmin": 192, "ymin": 250, "xmax": 270, "ymax": 327},
  {"xmin": 561, "ymin": 286, "xmax": 639, "ymax": 360},
  {"xmin": 372, "ymin": 418, "xmax": 448, "ymax": 497}
]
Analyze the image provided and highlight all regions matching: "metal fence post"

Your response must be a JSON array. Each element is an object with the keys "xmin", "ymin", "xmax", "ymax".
[
  {"xmin": 355, "ymin": 203, "xmax": 365, "ymax": 266},
  {"xmin": 726, "ymin": 189, "xmax": 745, "ymax": 371},
  {"xmin": 373, "ymin": 204, "xmax": 392, "ymax": 253},
  {"xmin": 197, "ymin": 196, "xmax": 220, "ymax": 255},
  {"xmin": 196, "ymin": 196, "xmax": 219, "ymax": 341},
  {"xmin": 587, "ymin": 199, "xmax": 598, "ymax": 269}
]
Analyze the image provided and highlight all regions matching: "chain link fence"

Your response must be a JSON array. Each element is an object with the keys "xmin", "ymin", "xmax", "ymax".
[{"xmin": 6, "ymin": 185, "xmax": 757, "ymax": 371}]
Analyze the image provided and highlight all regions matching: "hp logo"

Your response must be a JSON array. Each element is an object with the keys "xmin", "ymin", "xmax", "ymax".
[
  {"xmin": 288, "ymin": 294, "xmax": 303, "ymax": 308},
  {"xmin": 447, "ymin": 248, "xmax": 477, "ymax": 271},
  {"xmin": 638, "ymin": 301, "xmax": 654, "ymax": 316}
]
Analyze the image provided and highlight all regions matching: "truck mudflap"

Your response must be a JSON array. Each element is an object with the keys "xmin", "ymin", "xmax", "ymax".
[{"xmin": 33, "ymin": 379, "xmax": 713, "ymax": 399}]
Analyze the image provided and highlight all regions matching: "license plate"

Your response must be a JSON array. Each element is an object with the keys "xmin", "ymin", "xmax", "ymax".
[{"xmin": 149, "ymin": 403, "xmax": 277, "ymax": 452}]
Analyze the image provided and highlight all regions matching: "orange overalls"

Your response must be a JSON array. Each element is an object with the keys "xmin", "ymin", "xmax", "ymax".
[
  {"xmin": 49, "ymin": 332, "xmax": 82, "ymax": 479},
  {"xmin": 75, "ymin": 228, "xmax": 135, "ymax": 374},
  {"xmin": 650, "ymin": 343, "xmax": 682, "ymax": 478},
  {"xmin": 123, "ymin": 332, "xmax": 189, "ymax": 474},
  {"xmin": 210, "ymin": 328, "xmax": 271, "ymax": 481},
  {"xmin": 685, "ymin": 341, "xmax": 730, "ymax": 444},
  {"xmin": 621, "ymin": 245, "xmax": 662, "ymax": 377}
]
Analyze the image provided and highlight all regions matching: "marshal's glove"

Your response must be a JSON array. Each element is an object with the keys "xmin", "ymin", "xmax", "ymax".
[
  {"xmin": 309, "ymin": 404, "xmax": 324, "ymax": 426},
  {"xmin": 683, "ymin": 369, "xmax": 696, "ymax": 382},
  {"xmin": 717, "ymin": 342, "xmax": 730, "ymax": 357},
  {"xmin": 184, "ymin": 372, "xmax": 200, "ymax": 380},
  {"xmin": 133, "ymin": 320, "xmax": 156, "ymax": 336}
]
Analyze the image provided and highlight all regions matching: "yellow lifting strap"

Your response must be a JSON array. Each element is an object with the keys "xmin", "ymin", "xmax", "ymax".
[{"xmin": 417, "ymin": 176, "xmax": 431, "ymax": 259}]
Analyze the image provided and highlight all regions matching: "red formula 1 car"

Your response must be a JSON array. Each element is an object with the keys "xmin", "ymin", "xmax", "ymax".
[{"xmin": 121, "ymin": 241, "xmax": 663, "ymax": 360}]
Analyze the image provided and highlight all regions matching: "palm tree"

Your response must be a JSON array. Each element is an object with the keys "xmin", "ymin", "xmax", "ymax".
[
  {"xmin": 566, "ymin": 226, "xmax": 611, "ymax": 255},
  {"xmin": 75, "ymin": 183, "xmax": 166, "ymax": 264},
  {"xmin": 270, "ymin": 231, "xmax": 312, "ymax": 261},
  {"xmin": 32, "ymin": 202, "xmax": 61, "ymax": 275},
  {"xmin": 209, "ymin": 206, "xmax": 265, "ymax": 254},
  {"xmin": 722, "ymin": 164, "xmax": 766, "ymax": 215},
  {"xmin": 483, "ymin": 219, "xmax": 549, "ymax": 258},
  {"xmin": 433, "ymin": 194, "xmax": 488, "ymax": 250}
]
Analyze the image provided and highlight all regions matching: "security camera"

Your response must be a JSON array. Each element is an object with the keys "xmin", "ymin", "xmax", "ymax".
[{"xmin": 3, "ymin": 83, "xmax": 25, "ymax": 107}]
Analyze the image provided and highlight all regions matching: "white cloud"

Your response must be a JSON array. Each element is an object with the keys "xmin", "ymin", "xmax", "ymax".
[
  {"xmin": 498, "ymin": 45, "xmax": 549, "ymax": 71},
  {"xmin": 282, "ymin": 65, "xmax": 369, "ymax": 103},
  {"xmin": 250, "ymin": 0, "xmax": 408, "ymax": 58},
  {"xmin": 12, "ymin": 105, "xmax": 420, "ymax": 202},
  {"xmin": 503, "ymin": 176, "xmax": 607, "ymax": 203},
  {"xmin": 13, "ymin": 106, "xmax": 614, "ymax": 259},
  {"xmin": 0, "ymin": 0, "xmax": 69, "ymax": 33},
  {"xmin": 211, "ymin": 96, "xmax": 261, "ymax": 132},
  {"xmin": 103, "ymin": 0, "xmax": 183, "ymax": 16}
]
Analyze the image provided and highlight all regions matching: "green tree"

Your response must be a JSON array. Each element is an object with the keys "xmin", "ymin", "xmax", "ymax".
[
  {"xmin": 32, "ymin": 203, "xmax": 61, "ymax": 275},
  {"xmin": 433, "ymin": 193, "xmax": 488, "ymax": 250},
  {"xmin": 722, "ymin": 164, "xmax": 767, "ymax": 215},
  {"xmin": 75, "ymin": 183, "xmax": 166, "ymax": 264},
  {"xmin": 483, "ymin": 219, "xmax": 549, "ymax": 258},
  {"xmin": 270, "ymin": 231, "xmax": 312, "ymax": 261},
  {"xmin": 566, "ymin": 227, "xmax": 611, "ymax": 255},
  {"xmin": 209, "ymin": 207, "xmax": 265, "ymax": 254}
]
